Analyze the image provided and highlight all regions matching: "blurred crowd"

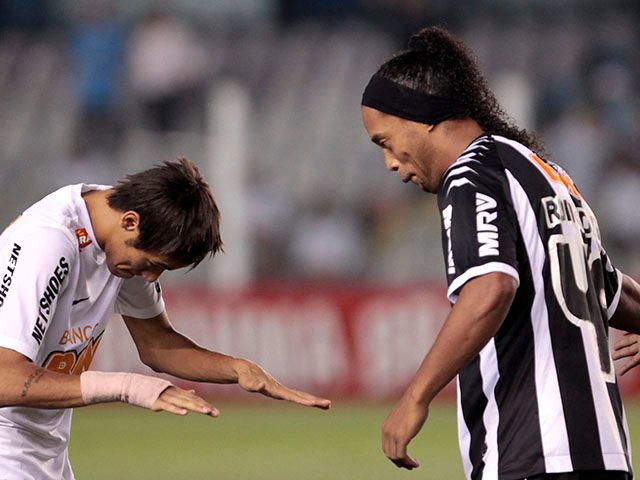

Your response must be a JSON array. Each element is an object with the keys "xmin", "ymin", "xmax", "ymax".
[{"xmin": 0, "ymin": 0, "xmax": 638, "ymax": 284}]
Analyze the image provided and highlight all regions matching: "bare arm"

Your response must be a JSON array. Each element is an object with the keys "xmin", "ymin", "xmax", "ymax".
[
  {"xmin": 0, "ymin": 347, "xmax": 83, "ymax": 409},
  {"xmin": 123, "ymin": 312, "xmax": 331, "ymax": 409},
  {"xmin": 0, "ymin": 346, "xmax": 217, "ymax": 417},
  {"xmin": 610, "ymin": 274, "xmax": 640, "ymax": 375},
  {"xmin": 382, "ymin": 272, "xmax": 517, "ymax": 469},
  {"xmin": 122, "ymin": 312, "xmax": 240, "ymax": 382}
]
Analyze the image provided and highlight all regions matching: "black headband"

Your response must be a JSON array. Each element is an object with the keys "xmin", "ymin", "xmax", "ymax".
[{"xmin": 361, "ymin": 74, "xmax": 466, "ymax": 125}]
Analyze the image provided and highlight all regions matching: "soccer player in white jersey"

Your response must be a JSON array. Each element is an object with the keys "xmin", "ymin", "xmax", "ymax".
[
  {"xmin": 0, "ymin": 157, "xmax": 331, "ymax": 479},
  {"xmin": 361, "ymin": 27, "xmax": 640, "ymax": 480}
]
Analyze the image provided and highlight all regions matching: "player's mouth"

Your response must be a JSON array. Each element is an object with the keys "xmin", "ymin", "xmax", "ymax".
[{"xmin": 402, "ymin": 174, "xmax": 414, "ymax": 183}]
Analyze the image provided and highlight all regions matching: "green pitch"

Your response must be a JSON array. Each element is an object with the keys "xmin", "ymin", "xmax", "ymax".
[{"xmin": 69, "ymin": 399, "xmax": 640, "ymax": 479}]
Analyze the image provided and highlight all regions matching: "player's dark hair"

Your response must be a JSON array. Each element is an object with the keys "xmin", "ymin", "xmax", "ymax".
[
  {"xmin": 375, "ymin": 26, "xmax": 542, "ymax": 152},
  {"xmin": 107, "ymin": 157, "xmax": 223, "ymax": 268}
]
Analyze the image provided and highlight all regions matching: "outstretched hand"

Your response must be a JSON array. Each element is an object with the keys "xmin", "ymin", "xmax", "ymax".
[
  {"xmin": 613, "ymin": 332, "xmax": 640, "ymax": 376},
  {"xmin": 152, "ymin": 386, "xmax": 220, "ymax": 417},
  {"xmin": 381, "ymin": 394, "xmax": 428, "ymax": 470},
  {"xmin": 235, "ymin": 360, "xmax": 331, "ymax": 410}
]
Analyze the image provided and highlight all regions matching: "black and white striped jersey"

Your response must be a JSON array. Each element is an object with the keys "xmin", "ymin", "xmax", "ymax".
[{"xmin": 437, "ymin": 134, "xmax": 631, "ymax": 480}]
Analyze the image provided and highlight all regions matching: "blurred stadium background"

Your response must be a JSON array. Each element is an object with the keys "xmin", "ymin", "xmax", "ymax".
[{"xmin": 1, "ymin": 0, "xmax": 640, "ymax": 478}]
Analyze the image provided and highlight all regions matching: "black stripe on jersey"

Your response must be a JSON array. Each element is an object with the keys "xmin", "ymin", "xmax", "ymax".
[
  {"xmin": 441, "ymin": 137, "xmax": 492, "ymax": 186},
  {"xmin": 494, "ymin": 240, "xmax": 546, "ymax": 478},
  {"xmin": 495, "ymin": 138, "xmax": 606, "ymax": 470},
  {"xmin": 459, "ymin": 356, "xmax": 488, "ymax": 480},
  {"xmin": 607, "ymin": 383, "xmax": 632, "ymax": 473}
]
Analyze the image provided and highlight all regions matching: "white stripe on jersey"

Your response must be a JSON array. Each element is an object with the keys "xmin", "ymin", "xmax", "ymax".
[
  {"xmin": 479, "ymin": 338, "xmax": 501, "ymax": 480},
  {"xmin": 446, "ymin": 178, "xmax": 476, "ymax": 196},
  {"xmin": 457, "ymin": 376, "xmax": 474, "ymax": 480},
  {"xmin": 446, "ymin": 166, "xmax": 478, "ymax": 178},
  {"xmin": 581, "ymin": 326, "xmax": 628, "ymax": 470},
  {"xmin": 607, "ymin": 269, "xmax": 623, "ymax": 319},
  {"xmin": 466, "ymin": 136, "xmax": 491, "ymax": 151},
  {"xmin": 500, "ymin": 138, "xmax": 630, "ymax": 471},
  {"xmin": 448, "ymin": 262, "xmax": 520, "ymax": 303},
  {"xmin": 622, "ymin": 406, "xmax": 632, "ymax": 467},
  {"xmin": 455, "ymin": 153, "xmax": 482, "ymax": 166},
  {"xmin": 505, "ymin": 169, "xmax": 573, "ymax": 473}
]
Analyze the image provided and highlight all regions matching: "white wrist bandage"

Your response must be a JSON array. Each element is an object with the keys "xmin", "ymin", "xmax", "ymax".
[{"xmin": 80, "ymin": 371, "xmax": 173, "ymax": 409}]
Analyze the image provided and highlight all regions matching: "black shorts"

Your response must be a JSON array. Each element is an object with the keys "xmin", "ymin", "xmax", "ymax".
[{"xmin": 526, "ymin": 471, "xmax": 632, "ymax": 480}]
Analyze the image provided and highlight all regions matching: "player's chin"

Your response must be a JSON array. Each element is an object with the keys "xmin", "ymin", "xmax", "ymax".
[
  {"xmin": 110, "ymin": 265, "xmax": 134, "ymax": 278},
  {"xmin": 411, "ymin": 177, "xmax": 430, "ymax": 193}
]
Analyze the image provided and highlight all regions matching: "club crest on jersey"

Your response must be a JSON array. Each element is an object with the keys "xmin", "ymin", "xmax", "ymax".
[
  {"xmin": 75, "ymin": 228, "xmax": 92, "ymax": 250},
  {"xmin": 476, "ymin": 193, "xmax": 499, "ymax": 257}
]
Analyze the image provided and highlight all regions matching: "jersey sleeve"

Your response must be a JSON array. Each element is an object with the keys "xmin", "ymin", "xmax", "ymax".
[
  {"xmin": 0, "ymin": 226, "xmax": 77, "ymax": 361},
  {"xmin": 114, "ymin": 276, "xmax": 165, "ymax": 319},
  {"xmin": 438, "ymin": 160, "xmax": 520, "ymax": 303},
  {"xmin": 601, "ymin": 251, "xmax": 623, "ymax": 320}
]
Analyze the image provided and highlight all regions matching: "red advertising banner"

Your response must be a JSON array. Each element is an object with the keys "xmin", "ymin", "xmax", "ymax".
[{"xmin": 92, "ymin": 282, "xmax": 640, "ymax": 398}]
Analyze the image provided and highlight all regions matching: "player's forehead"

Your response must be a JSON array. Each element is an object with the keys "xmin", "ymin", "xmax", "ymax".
[
  {"xmin": 361, "ymin": 106, "xmax": 387, "ymax": 130},
  {"xmin": 362, "ymin": 106, "xmax": 406, "ymax": 137}
]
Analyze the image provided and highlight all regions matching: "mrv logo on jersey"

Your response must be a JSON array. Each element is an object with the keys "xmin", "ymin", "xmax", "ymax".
[{"xmin": 476, "ymin": 193, "xmax": 499, "ymax": 257}]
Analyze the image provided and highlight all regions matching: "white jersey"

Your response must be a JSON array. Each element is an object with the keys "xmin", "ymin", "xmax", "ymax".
[{"xmin": 0, "ymin": 184, "xmax": 165, "ymax": 480}]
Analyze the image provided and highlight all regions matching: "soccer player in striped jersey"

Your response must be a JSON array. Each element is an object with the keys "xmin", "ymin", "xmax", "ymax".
[{"xmin": 361, "ymin": 26, "xmax": 640, "ymax": 480}]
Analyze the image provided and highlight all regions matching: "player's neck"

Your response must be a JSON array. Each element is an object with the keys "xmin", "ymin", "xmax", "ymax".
[
  {"xmin": 440, "ymin": 118, "xmax": 485, "ymax": 168},
  {"xmin": 82, "ymin": 189, "xmax": 118, "ymax": 251}
]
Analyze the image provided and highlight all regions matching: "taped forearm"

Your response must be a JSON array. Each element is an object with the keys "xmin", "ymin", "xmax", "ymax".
[{"xmin": 80, "ymin": 371, "xmax": 173, "ymax": 409}]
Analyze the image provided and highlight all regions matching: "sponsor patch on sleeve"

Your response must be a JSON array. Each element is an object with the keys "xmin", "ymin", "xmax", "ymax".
[{"xmin": 75, "ymin": 228, "xmax": 92, "ymax": 250}]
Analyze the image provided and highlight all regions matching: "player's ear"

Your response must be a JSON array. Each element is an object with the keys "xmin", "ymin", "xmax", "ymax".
[{"xmin": 120, "ymin": 211, "xmax": 141, "ymax": 233}]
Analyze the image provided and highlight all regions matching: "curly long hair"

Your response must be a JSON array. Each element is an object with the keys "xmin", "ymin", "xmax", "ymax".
[{"xmin": 375, "ymin": 26, "xmax": 543, "ymax": 153}]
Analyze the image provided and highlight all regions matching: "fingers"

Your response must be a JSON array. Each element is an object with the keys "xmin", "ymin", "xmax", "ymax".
[
  {"xmin": 381, "ymin": 429, "xmax": 419, "ymax": 470},
  {"xmin": 614, "ymin": 334, "xmax": 638, "ymax": 352},
  {"xmin": 391, "ymin": 456, "xmax": 420, "ymax": 470},
  {"xmin": 612, "ymin": 344, "xmax": 639, "ymax": 360},
  {"xmin": 152, "ymin": 387, "xmax": 219, "ymax": 417},
  {"xmin": 380, "ymin": 398, "xmax": 428, "ymax": 471},
  {"xmin": 612, "ymin": 334, "xmax": 640, "ymax": 375},
  {"xmin": 272, "ymin": 386, "xmax": 332, "ymax": 409},
  {"xmin": 259, "ymin": 382, "xmax": 331, "ymax": 410},
  {"xmin": 618, "ymin": 361, "xmax": 635, "ymax": 377},
  {"xmin": 239, "ymin": 366, "xmax": 331, "ymax": 409},
  {"xmin": 153, "ymin": 397, "xmax": 190, "ymax": 416}
]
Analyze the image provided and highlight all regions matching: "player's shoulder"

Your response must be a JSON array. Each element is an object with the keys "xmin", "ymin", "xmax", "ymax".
[
  {"xmin": 490, "ymin": 134, "xmax": 537, "ymax": 165},
  {"xmin": 3, "ymin": 185, "xmax": 88, "ymax": 255},
  {"xmin": 439, "ymin": 135, "xmax": 504, "ymax": 198},
  {"xmin": 16, "ymin": 183, "xmax": 106, "ymax": 232},
  {"xmin": 2, "ymin": 221, "xmax": 78, "ymax": 258}
]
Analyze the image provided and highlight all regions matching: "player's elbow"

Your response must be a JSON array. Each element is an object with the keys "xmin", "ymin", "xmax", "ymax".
[
  {"xmin": 461, "ymin": 272, "xmax": 517, "ymax": 332},
  {"xmin": 0, "ymin": 349, "xmax": 34, "ymax": 406},
  {"xmin": 487, "ymin": 272, "xmax": 518, "ymax": 308},
  {"xmin": 483, "ymin": 273, "xmax": 517, "ymax": 318},
  {"xmin": 136, "ymin": 348, "xmax": 163, "ymax": 373}
]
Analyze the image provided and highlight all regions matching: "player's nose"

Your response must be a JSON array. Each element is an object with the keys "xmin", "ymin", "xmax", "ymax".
[{"xmin": 384, "ymin": 151, "xmax": 400, "ymax": 172}]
